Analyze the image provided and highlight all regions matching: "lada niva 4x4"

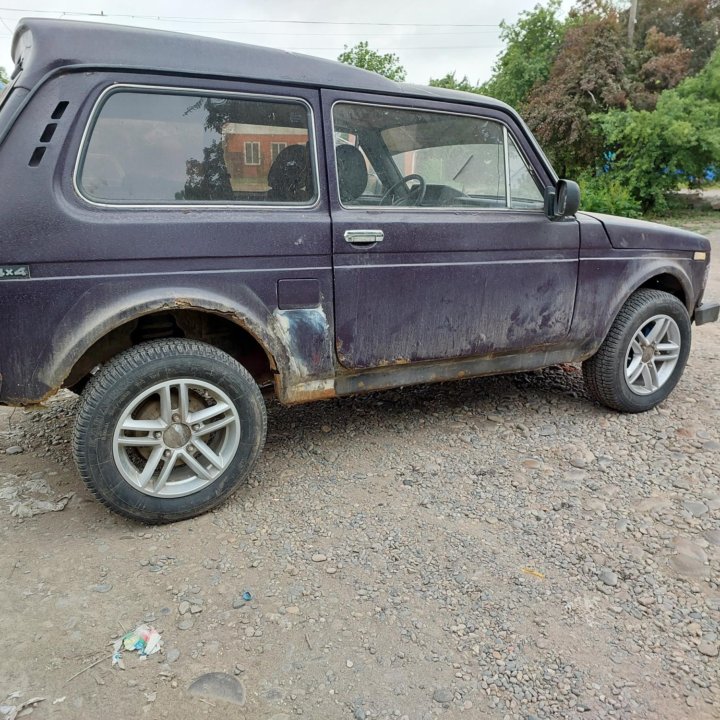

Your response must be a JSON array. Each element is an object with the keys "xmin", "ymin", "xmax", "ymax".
[{"xmin": 1, "ymin": 19, "xmax": 717, "ymax": 521}]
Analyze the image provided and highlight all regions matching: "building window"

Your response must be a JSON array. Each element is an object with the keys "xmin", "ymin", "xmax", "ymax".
[
  {"xmin": 271, "ymin": 142, "xmax": 287, "ymax": 163},
  {"xmin": 244, "ymin": 141, "xmax": 261, "ymax": 166}
]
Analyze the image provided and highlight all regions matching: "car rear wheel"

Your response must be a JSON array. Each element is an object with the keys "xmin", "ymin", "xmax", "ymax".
[
  {"xmin": 73, "ymin": 339, "xmax": 266, "ymax": 523},
  {"xmin": 582, "ymin": 289, "xmax": 691, "ymax": 413}
]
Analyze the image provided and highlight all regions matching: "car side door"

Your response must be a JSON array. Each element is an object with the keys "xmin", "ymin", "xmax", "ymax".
[{"xmin": 322, "ymin": 90, "xmax": 580, "ymax": 371}]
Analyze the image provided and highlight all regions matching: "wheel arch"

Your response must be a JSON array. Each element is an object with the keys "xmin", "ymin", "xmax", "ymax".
[
  {"xmin": 33, "ymin": 286, "xmax": 290, "ymax": 398},
  {"xmin": 637, "ymin": 272, "xmax": 689, "ymax": 310},
  {"xmin": 590, "ymin": 266, "xmax": 694, "ymax": 355}
]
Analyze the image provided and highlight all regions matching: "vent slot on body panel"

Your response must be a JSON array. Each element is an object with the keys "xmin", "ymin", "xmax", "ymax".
[
  {"xmin": 29, "ymin": 101, "xmax": 69, "ymax": 167},
  {"xmin": 51, "ymin": 101, "xmax": 69, "ymax": 120},
  {"xmin": 28, "ymin": 147, "xmax": 46, "ymax": 167},
  {"xmin": 40, "ymin": 123, "xmax": 57, "ymax": 142}
]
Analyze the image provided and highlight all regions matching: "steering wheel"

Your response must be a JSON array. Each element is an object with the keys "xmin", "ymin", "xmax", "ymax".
[{"xmin": 380, "ymin": 174, "xmax": 427, "ymax": 206}]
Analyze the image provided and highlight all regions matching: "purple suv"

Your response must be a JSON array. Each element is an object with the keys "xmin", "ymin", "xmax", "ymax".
[{"xmin": 0, "ymin": 19, "xmax": 717, "ymax": 522}]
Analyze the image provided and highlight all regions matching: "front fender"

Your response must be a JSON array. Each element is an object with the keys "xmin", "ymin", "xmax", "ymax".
[{"xmin": 575, "ymin": 255, "xmax": 699, "ymax": 358}]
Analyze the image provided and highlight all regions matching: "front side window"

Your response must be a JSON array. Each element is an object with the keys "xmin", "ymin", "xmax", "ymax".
[
  {"xmin": 332, "ymin": 102, "xmax": 543, "ymax": 210},
  {"xmin": 78, "ymin": 89, "xmax": 316, "ymax": 205}
]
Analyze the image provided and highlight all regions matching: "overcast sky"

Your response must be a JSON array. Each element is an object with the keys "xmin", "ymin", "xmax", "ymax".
[{"xmin": 0, "ymin": 0, "xmax": 574, "ymax": 85}]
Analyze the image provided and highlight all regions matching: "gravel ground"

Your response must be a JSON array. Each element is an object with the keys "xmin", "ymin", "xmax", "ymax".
[{"xmin": 0, "ymin": 226, "xmax": 719, "ymax": 720}]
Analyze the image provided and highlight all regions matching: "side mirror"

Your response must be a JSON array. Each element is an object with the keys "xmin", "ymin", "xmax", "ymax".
[{"xmin": 545, "ymin": 179, "xmax": 580, "ymax": 220}]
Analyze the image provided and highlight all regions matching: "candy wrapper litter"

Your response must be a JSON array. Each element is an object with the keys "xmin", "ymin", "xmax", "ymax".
[{"xmin": 112, "ymin": 624, "xmax": 162, "ymax": 667}]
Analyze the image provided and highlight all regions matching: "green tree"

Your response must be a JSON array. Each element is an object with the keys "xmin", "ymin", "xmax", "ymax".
[
  {"xmin": 597, "ymin": 47, "xmax": 720, "ymax": 211},
  {"xmin": 0, "ymin": 66, "xmax": 8, "ymax": 85},
  {"xmin": 429, "ymin": 72, "xmax": 480, "ymax": 93},
  {"xmin": 337, "ymin": 41, "xmax": 407, "ymax": 81},
  {"xmin": 480, "ymin": 0, "xmax": 568, "ymax": 108},
  {"xmin": 523, "ymin": 7, "xmax": 629, "ymax": 176}
]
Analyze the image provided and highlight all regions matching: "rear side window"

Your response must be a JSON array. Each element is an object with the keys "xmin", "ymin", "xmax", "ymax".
[{"xmin": 77, "ymin": 88, "xmax": 317, "ymax": 205}]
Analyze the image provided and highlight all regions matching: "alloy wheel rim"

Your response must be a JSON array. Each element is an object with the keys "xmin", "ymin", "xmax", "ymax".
[
  {"xmin": 624, "ymin": 314, "xmax": 681, "ymax": 396},
  {"xmin": 112, "ymin": 378, "xmax": 240, "ymax": 497}
]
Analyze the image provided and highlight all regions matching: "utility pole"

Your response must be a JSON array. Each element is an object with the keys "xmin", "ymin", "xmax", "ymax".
[{"xmin": 628, "ymin": 0, "xmax": 638, "ymax": 45}]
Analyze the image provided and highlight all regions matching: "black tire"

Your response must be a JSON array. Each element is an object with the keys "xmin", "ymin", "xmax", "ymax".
[
  {"xmin": 583, "ymin": 289, "xmax": 691, "ymax": 413},
  {"xmin": 72, "ymin": 339, "xmax": 267, "ymax": 523}
]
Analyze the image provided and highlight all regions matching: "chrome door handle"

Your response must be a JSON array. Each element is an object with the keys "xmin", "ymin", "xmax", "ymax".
[{"xmin": 344, "ymin": 229, "xmax": 384, "ymax": 245}]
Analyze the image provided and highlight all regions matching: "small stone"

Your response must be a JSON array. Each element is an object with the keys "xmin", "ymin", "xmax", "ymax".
[
  {"xmin": 433, "ymin": 688, "xmax": 454, "ymax": 704},
  {"xmin": 232, "ymin": 597, "xmax": 247, "ymax": 609},
  {"xmin": 178, "ymin": 617, "xmax": 194, "ymax": 631},
  {"xmin": 346, "ymin": 660, "xmax": 354, "ymax": 668},
  {"xmin": 634, "ymin": 496, "xmax": 671, "ymax": 512},
  {"xmin": 5, "ymin": 446, "xmax": 23, "ymax": 455},
  {"xmin": 91, "ymin": 583, "xmax": 113, "ymax": 593},
  {"xmin": 683, "ymin": 500, "xmax": 709, "ymax": 517},
  {"xmin": 326, "ymin": 567, "xmax": 337, "ymax": 574},
  {"xmin": 698, "ymin": 641, "xmax": 719, "ymax": 658},
  {"xmin": 687, "ymin": 623, "xmax": 702, "ymax": 637},
  {"xmin": 178, "ymin": 601, "xmax": 190, "ymax": 615},
  {"xmin": 188, "ymin": 672, "xmax": 246, "ymax": 706},
  {"xmin": 190, "ymin": 604, "xmax": 203, "ymax": 614},
  {"xmin": 311, "ymin": 553, "xmax": 327, "ymax": 563},
  {"xmin": 599, "ymin": 569, "xmax": 618, "ymax": 587},
  {"xmin": 321, "ymin": 425, "xmax": 331, "ymax": 433},
  {"xmin": 672, "ymin": 476, "xmax": 693, "ymax": 491},
  {"xmin": 673, "ymin": 538, "xmax": 708, "ymax": 563},
  {"xmin": 521, "ymin": 458, "xmax": 542, "ymax": 470},
  {"xmin": 705, "ymin": 529, "xmax": 720, "ymax": 546},
  {"xmin": 285, "ymin": 606, "xmax": 300, "ymax": 615},
  {"xmin": 166, "ymin": 648, "xmax": 180, "ymax": 663},
  {"xmin": 671, "ymin": 553, "xmax": 707, "ymax": 578},
  {"xmin": 637, "ymin": 595, "xmax": 655, "ymax": 607},
  {"xmin": 569, "ymin": 457, "xmax": 587, "ymax": 469},
  {"xmin": 245, "ymin": 626, "xmax": 256, "ymax": 637}
]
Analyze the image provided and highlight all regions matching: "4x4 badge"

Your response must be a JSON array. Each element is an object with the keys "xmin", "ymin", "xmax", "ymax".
[{"xmin": 0, "ymin": 265, "xmax": 30, "ymax": 279}]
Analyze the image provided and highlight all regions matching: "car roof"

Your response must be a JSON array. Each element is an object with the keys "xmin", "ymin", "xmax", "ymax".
[{"xmin": 12, "ymin": 17, "xmax": 511, "ymax": 111}]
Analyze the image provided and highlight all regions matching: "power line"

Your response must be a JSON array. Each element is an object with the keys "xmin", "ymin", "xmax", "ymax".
[
  {"xmin": 0, "ymin": 7, "xmax": 501, "ymax": 27},
  {"xmin": 136, "ymin": 29, "xmax": 502, "ymax": 37}
]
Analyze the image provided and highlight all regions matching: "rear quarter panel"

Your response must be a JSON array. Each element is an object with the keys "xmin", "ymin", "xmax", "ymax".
[{"xmin": 0, "ymin": 70, "xmax": 333, "ymax": 403}]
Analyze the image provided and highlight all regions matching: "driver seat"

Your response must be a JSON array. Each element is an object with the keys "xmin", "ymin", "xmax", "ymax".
[{"xmin": 336, "ymin": 145, "xmax": 368, "ymax": 204}]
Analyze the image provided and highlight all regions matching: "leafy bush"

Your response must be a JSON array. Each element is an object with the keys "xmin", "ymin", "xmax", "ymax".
[
  {"xmin": 578, "ymin": 171, "xmax": 642, "ymax": 217},
  {"xmin": 595, "ymin": 47, "xmax": 720, "ymax": 211}
]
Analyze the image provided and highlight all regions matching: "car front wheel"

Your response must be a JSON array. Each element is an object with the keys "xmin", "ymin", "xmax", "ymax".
[
  {"xmin": 72, "ymin": 339, "xmax": 267, "ymax": 523},
  {"xmin": 583, "ymin": 289, "xmax": 691, "ymax": 413}
]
